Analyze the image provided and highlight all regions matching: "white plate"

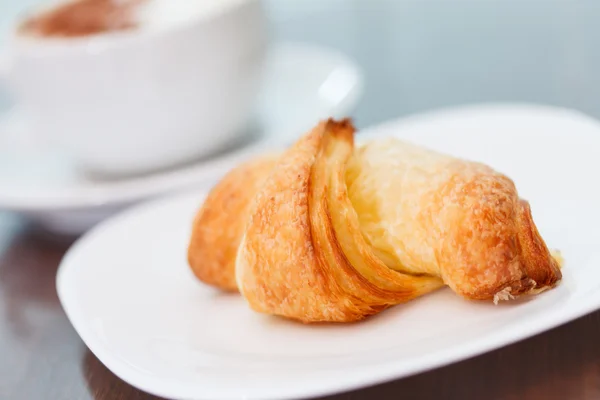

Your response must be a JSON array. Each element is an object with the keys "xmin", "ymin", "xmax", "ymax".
[
  {"xmin": 0, "ymin": 42, "xmax": 363, "ymax": 235},
  {"xmin": 57, "ymin": 103, "xmax": 600, "ymax": 400}
]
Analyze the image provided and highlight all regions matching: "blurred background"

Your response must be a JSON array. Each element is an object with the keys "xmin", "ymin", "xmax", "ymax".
[
  {"xmin": 1, "ymin": 2, "xmax": 599, "ymax": 399},
  {"xmin": 3, "ymin": 0, "xmax": 600, "ymax": 127},
  {"xmin": 3, "ymin": 0, "xmax": 599, "ymax": 234}
]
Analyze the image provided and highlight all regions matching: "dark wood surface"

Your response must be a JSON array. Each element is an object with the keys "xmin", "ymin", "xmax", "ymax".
[{"xmin": 0, "ymin": 217, "xmax": 599, "ymax": 400}]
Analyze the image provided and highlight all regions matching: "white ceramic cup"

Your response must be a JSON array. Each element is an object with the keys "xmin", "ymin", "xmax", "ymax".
[{"xmin": 0, "ymin": 0, "xmax": 268, "ymax": 176}]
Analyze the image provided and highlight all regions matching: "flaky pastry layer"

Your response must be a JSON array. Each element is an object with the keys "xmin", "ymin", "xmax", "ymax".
[{"xmin": 187, "ymin": 156, "xmax": 279, "ymax": 291}]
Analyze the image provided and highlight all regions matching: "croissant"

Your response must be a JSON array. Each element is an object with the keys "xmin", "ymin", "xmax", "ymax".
[{"xmin": 188, "ymin": 119, "xmax": 562, "ymax": 322}]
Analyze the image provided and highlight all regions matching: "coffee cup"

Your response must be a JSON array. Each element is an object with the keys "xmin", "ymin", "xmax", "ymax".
[{"xmin": 0, "ymin": 0, "xmax": 268, "ymax": 176}]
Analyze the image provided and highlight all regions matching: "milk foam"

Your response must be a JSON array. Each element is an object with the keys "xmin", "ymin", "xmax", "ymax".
[
  {"xmin": 15, "ymin": 0, "xmax": 249, "ymax": 40},
  {"xmin": 134, "ymin": 0, "xmax": 245, "ymax": 30}
]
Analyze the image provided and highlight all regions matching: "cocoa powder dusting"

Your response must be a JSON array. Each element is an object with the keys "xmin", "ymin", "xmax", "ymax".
[{"xmin": 19, "ymin": 0, "xmax": 147, "ymax": 38}]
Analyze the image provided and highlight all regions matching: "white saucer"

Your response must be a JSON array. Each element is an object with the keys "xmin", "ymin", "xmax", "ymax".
[
  {"xmin": 57, "ymin": 103, "xmax": 600, "ymax": 400},
  {"xmin": 0, "ymin": 42, "xmax": 363, "ymax": 235}
]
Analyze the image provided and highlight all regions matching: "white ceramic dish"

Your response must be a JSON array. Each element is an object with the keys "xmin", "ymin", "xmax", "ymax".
[
  {"xmin": 57, "ymin": 103, "xmax": 600, "ymax": 400},
  {"xmin": 0, "ymin": 42, "xmax": 363, "ymax": 235},
  {"xmin": 3, "ymin": 0, "xmax": 267, "ymax": 175}
]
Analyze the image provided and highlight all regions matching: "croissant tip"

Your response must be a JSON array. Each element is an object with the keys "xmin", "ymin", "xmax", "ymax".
[
  {"xmin": 516, "ymin": 199, "xmax": 562, "ymax": 287},
  {"xmin": 323, "ymin": 116, "xmax": 354, "ymax": 128},
  {"xmin": 322, "ymin": 117, "xmax": 356, "ymax": 144}
]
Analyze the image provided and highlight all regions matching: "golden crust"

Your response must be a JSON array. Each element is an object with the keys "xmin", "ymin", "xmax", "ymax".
[
  {"xmin": 189, "ymin": 118, "xmax": 562, "ymax": 322},
  {"xmin": 347, "ymin": 138, "xmax": 562, "ymax": 301},
  {"xmin": 236, "ymin": 121, "xmax": 351, "ymax": 321},
  {"xmin": 236, "ymin": 120, "xmax": 444, "ymax": 322},
  {"xmin": 187, "ymin": 155, "xmax": 278, "ymax": 291}
]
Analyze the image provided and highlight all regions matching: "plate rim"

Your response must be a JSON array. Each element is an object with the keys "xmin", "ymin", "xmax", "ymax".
[
  {"xmin": 56, "ymin": 190, "xmax": 600, "ymax": 400},
  {"xmin": 57, "ymin": 104, "xmax": 600, "ymax": 400}
]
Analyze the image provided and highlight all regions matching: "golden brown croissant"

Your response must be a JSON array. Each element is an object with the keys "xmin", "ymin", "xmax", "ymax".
[
  {"xmin": 187, "ymin": 155, "xmax": 279, "ymax": 291},
  {"xmin": 188, "ymin": 119, "xmax": 562, "ymax": 322}
]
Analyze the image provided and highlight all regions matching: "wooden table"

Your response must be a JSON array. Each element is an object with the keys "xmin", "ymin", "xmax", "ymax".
[{"xmin": 0, "ymin": 218, "xmax": 599, "ymax": 400}]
